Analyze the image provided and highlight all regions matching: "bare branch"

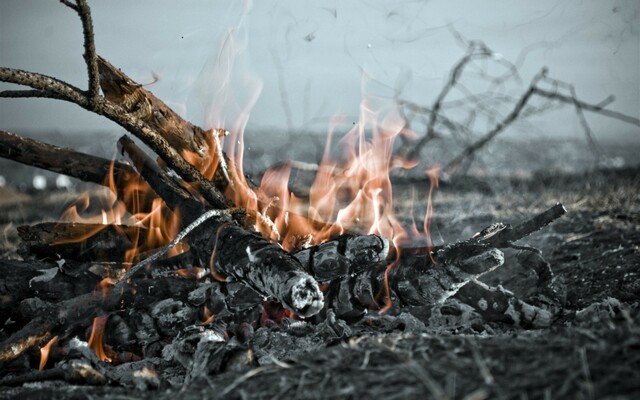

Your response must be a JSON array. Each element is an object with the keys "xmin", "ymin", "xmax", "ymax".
[
  {"xmin": 401, "ymin": 41, "xmax": 518, "ymax": 160},
  {"xmin": 62, "ymin": 0, "xmax": 100, "ymax": 101},
  {"xmin": 0, "ymin": 129, "xmax": 141, "ymax": 196},
  {"xmin": 59, "ymin": 0, "xmax": 78, "ymax": 11}
]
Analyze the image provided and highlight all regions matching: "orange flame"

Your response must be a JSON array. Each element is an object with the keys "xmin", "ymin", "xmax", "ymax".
[
  {"xmin": 97, "ymin": 277, "xmax": 117, "ymax": 298},
  {"xmin": 217, "ymin": 97, "xmax": 434, "ymax": 254},
  {"xmin": 176, "ymin": 267, "xmax": 207, "ymax": 280},
  {"xmin": 58, "ymin": 157, "xmax": 185, "ymax": 270},
  {"xmin": 200, "ymin": 305, "xmax": 215, "ymax": 325},
  {"xmin": 38, "ymin": 335, "xmax": 58, "ymax": 370},
  {"xmin": 55, "ymin": 26, "xmax": 442, "ymax": 315},
  {"xmin": 88, "ymin": 315, "xmax": 111, "ymax": 362}
]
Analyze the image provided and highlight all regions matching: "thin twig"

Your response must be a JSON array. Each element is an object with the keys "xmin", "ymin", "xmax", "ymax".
[
  {"xmin": 0, "ymin": 89, "xmax": 66, "ymax": 100},
  {"xmin": 59, "ymin": 0, "xmax": 78, "ymax": 11},
  {"xmin": 64, "ymin": 0, "xmax": 100, "ymax": 101},
  {"xmin": 533, "ymin": 87, "xmax": 640, "ymax": 127},
  {"xmin": 444, "ymin": 68, "xmax": 546, "ymax": 175}
]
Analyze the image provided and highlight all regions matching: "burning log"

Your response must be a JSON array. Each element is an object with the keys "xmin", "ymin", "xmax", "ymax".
[
  {"xmin": 0, "ymin": 1, "xmax": 576, "ymax": 383},
  {"xmin": 97, "ymin": 57, "xmax": 209, "ymax": 158},
  {"xmin": 97, "ymin": 57, "xmax": 244, "ymax": 197},
  {"xmin": 0, "ymin": 212, "xmax": 323, "ymax": 365},
  {"xmin": 210, "ymin": 225, "xmax": 324, "ymax": 318}
]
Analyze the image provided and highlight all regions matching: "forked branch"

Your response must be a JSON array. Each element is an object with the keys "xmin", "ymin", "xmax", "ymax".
[{"xmin": 0, "ymin": 67, "xmax": 229, "ymax": 209}]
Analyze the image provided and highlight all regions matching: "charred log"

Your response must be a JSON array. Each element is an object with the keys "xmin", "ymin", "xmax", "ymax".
[
  {"xmin": 17, "ymin": 223, "xmax": 154, "ymax": 262},
  {"xmin": 209, "ymin": 224, "xmax": 324, "ymax": 318},
  {"xmin": 293, "ymin": 233, "xmax": 390, "ymax": 281},
  {"xmin": 454, "ymin": 280, "xmax": 553, "ymax": 328},
  {"xmin": 318, "ymin": 204, "xmax": 566, "ymax": 320}
]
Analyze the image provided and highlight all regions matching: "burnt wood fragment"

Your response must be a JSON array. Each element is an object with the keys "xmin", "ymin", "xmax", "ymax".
[
  {"xmin": 0, "ymin": 360, "xmax": 107, "ymax": 387},
  {"xmin": 394, "ymin": 244, "xmax": 505, "ymax": 307},
  {"xmin": 454, "ymin": 280, "xmax": 553, "ymax": 328},
  {"xmin": 470, "ymin": 203, "xmax": 567, "ymax": 248},
  {"xmin": 0, "ymin": 264, "xmax": 203, "ymax": 365}
]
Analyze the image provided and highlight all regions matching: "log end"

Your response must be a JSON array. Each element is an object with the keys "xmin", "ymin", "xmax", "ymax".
[{"xmin": 282, "ymin": 273, "xmax": 324, "ymax": 318}]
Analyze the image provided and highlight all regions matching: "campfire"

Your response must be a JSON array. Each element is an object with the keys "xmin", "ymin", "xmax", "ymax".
[{"xmin": 1, "ymin": 1, "xmax": 639, "ymax": 398}]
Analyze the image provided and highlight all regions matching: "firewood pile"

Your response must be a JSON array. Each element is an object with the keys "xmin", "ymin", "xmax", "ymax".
[{"xmin": 2, "ymin": 1, "xmax": 639, "ymax": 398}]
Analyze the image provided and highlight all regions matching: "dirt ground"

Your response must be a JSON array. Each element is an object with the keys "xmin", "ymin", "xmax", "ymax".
[{"xmin": 0, "ymin": 138, "xmax": 639, "ymax": 399}]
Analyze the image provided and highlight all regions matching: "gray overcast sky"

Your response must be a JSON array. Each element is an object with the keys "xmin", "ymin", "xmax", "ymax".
[{"xmin": 1, "ymin": 0, "xmax": 639, "ymax": 142}]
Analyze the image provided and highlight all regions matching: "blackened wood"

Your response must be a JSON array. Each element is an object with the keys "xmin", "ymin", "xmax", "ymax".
[
  {"xmin": 0, "ymin": 259, "xmax": 100, "ymax": 316},
  {"xmin": 454, "ymin": 280, "xmax": 553, "ymax": 328},
  {"xmin": 0, "ymin": 360, "xmax": 107, "ymax": 386},
  {"xmin": 0, "ymin": 315, "xmax": 55, "ymax": 365},
  {"xmin": 393, "ymin": 245, "xmax": 505, "ymax": 307},
  {"xmin": 17, "ymin": 222, "xmax": 148, "ymax": 262},
  {"xmin": 0, "ymin": 270, "xmax": 200, "ymax": 364},
  {"xmin": 323, "ymin": 205, "xmax": 567, "ymax": 318},
  {"xmin": 473, "ymin": 203, "xmax": 567, "ymax": 248},
  {"xmin": 211, "ymin": 224, "xmax": 324, "ymax": 318},
  {"xmin": 2, "ymin": 257, "xmax": 198, "ymax": 316},
  {"xmin": 118, "ymin": 135, "xmax": 204, "ymax": 219}
]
